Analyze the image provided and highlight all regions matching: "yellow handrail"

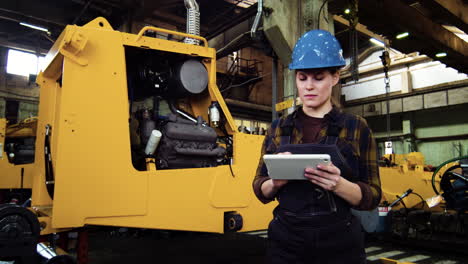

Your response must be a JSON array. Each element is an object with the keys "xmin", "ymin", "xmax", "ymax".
[{"xmin": 135, "ymin": 26, "xmax": 208, "ymax": 47}]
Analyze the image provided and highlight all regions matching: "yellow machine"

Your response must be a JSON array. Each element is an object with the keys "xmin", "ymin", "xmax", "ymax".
[
  {"xmin": 379, "ymin": 152, "xmax": 436, "ymax": 209},
  {"xmin": 36, "ymin": 17, "xmax": 275, "ymax": 233},
  {"xmin": 0, "ymin": 118, "xmax": 36, "ymax": 192},
  {"xmin": 0, "ymin": 17, "xmax": 276, "ymax": 261},
  {"xmin": 378, "ymin": 152, "xmax": 468, "ymax": 247}
]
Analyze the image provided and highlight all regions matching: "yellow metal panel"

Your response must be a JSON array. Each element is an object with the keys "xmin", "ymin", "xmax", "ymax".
[
  {"xmin": 275, "ymin": 98, "xmax": 295, "ymax": 112},
  {"xmin": 380, "ymin": 167, "xmax": 438, "ymax": 208},
  {"xmin": 381, "ymin": 258, "xmax": 415, "ymax": 264},
  {"xmin": 49, "ymin": 23, "xmax": 147, "ymax": 228},
  {"xmin": 209, "ymin": 133, "xmax": 263, "ymax": 208},
  {"xmin": 84, "ymin": 134, "xmax": 276, "ymax": 233},
  {"xmin": 33, "ymin": 73, "xmax": 61, "ymax": 207},
  {"xmin": 0, "ymin": 162, "xmax": 34, "ymax": 189},
  {"xmin": 0, "ymin": 118, "xmax": 5, "ymax": 137}
]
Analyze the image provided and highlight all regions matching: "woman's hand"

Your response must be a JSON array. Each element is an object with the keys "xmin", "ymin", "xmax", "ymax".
[
  {"xmin": 261, "ymin": 152, "xmax": 291, "ymax": 199},
  {"xmin": 271, "ymin": 151, "xmax": 291, "ymax": 189},
  {"xmin": 304, "ymin": 162, "xmax": 342, "ymax": 191}
]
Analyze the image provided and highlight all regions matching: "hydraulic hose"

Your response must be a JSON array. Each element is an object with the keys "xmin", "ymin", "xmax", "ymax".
[{"xmin": 431, "ymin": 155, "xmax": 468, "ymax": 195}]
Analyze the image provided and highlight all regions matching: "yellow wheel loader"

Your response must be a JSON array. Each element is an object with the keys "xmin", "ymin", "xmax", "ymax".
[
  {"xmin": 0, "ymin": 17, "xmax": 275, "ymax": 263},
  {"xmin": 378, "ymin": 152, "xmax": 468, "ymax": 251}
]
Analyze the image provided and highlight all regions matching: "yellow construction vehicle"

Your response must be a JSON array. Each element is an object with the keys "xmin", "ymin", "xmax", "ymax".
[
  {"xmin": 377, "ymin": 152, "xmax": 468, "ymax": 249},
  {"xmin": 0, "ymin": 17, "xmax": 276, "ymax": 262},
  {"xmin": 379, "ymin": 152, "xmax": 437, "ymax": 209},
  {"xmin": 0, "ymin": 117, "xmax": 37, "ymax": 202}
]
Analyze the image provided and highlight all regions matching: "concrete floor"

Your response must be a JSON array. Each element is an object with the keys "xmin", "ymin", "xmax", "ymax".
[
  {"xmin": 85, "ymin": 228, "xmax": 468, "ymax": 264},
  {"xmin": 1, "ymin": 228, "xmax": 467, "ymax": 263},
  {"xmin": 87, "ymin": 229, "xmax": 266, "ymax": 264}
]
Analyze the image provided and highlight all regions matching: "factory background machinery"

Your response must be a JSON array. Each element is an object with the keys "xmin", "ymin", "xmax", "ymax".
[{"xmin": 377, "ymin": 152, "xmax": 468, "ymax": 249}]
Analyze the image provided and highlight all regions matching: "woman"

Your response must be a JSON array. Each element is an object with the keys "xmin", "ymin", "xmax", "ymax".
[{"xmin": 253, "ymin": 29, "xmax": 381, "ymax": 264}]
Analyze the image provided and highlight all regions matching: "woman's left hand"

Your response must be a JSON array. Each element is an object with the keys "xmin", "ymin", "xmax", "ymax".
[{"xmin": 304, "ymin": 163, "xmax": 342, "ymax": 192}]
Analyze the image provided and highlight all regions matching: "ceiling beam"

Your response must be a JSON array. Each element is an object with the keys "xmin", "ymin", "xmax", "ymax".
[
  {"xmin": 433, "ymin": 0, "xmax": 468, "ymax": 25},
  {"xmin": 333, "ymin": 15, "xmax": 388, "ymax": 44},
  {"xmin": 0, "ymin": 37, "xmax": 49, "ymax": 55},
  {"xmin": 360, "ymin": 0, "xmax": 468, "ymax": 72},
  {"xmin": 420, "ymin": 0, "xmax": 468, "ymax": 33},
  {"xmin": 0, "ymin": 8, "xmax": 66, "ymax": 28},
  {"xmin": 205, "ymin": 4, "xmax": 257, "ymax": 40}
]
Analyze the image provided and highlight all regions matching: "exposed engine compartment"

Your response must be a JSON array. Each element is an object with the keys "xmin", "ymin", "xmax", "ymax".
[
  {"xmin": 125, "ymin": 46, "xmax": 231, "ymax": 171},
  {"xmin": 5, "ymin": 137, "xmax": 35, "ymax": 165},
  {"xmin": 2, "ymin": 118, "xmax": 37, "ymax": 165}
]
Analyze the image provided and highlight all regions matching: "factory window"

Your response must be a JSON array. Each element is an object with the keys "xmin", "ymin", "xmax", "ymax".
[{"xmin": 6, "ymin": 49, "xmax": 45, "ymax": 77}]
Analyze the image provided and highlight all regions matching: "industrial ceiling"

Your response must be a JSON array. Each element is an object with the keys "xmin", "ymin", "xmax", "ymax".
[{"xmin": 0, "ymin": 0, "xmax": 467, "ymax": 73}]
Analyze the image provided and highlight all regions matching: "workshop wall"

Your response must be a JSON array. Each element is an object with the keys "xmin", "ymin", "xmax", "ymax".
[
  {"xmin": 0, "ymin": 46, "xmax": 40, "ymax": 123},
  {"xmin": 344, "ymin": 49, "xmax": 468, "ymax": 166}
]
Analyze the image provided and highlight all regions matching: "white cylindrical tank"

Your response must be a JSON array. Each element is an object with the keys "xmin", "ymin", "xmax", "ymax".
[{"xmin": 144, "ymin": 130, "xmax": 162, "ymax": 155}]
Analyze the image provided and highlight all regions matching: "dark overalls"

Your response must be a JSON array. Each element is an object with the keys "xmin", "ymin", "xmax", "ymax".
[{"xmin": 266, "ymin": 115, "xmax": 366, "ymax": 264}]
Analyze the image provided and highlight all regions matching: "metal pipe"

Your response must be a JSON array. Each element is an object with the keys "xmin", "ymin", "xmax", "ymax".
[
  {"xmin": 344, "ymin": 79, "xmax": 467, "ymax": 107},
  {"xmin": 0, "ymin": 8, "xmax": 66, "ymax": 27},
  {"xmin": 184, "ymin": 0, "xmax": 200, "ymax": 45},
  {"xmin": 250, "ymin": 0, "xmax": 263, "ymax": 39},
  {"xmin": 225, "ymin": 98, "xmax": 272, "ymax": 112},
  {"xmin": 272, "ymin": 55, "xmax": 278, "ymax": 121},
  {"xmin": 37, "ymin": 242, "xmax": 57, "ymax": 259},
  {"xmin": 376, "ymin": 133, "xmax": 468, "ymax": 142}
]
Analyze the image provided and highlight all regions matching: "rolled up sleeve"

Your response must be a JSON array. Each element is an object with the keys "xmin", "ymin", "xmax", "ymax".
[
  {"xmin": 353, "ymin": 118, "xmax": 382, "ymax": 210},
  {"xmin": 253, "ymin": 125, "xmax": 277, "ymax": 204}
]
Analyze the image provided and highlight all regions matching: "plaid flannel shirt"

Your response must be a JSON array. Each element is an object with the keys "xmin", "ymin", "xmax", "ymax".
[{"xmin": 253, "ymin": 107, "xmax": 381, "ymax": 210}]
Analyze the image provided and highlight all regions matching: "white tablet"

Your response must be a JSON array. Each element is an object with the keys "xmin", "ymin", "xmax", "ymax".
[{"xmin": 263, "ymin": 154, "xmax": 331, "ymax": 180}]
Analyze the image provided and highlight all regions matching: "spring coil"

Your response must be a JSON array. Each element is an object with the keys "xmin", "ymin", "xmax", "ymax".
[{"xmin": 185, "ymin": 9, "xmax": 200, "ymax": 45}]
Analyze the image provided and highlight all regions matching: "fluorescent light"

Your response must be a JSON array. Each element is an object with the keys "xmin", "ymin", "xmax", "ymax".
[
  {"xmin": 370, "ymin": 38, "xmax": 385, "ymax": 47},
  {"xmin": 436, "ymin": 52, "xmax": 447, "ymax": 58},
  {"xmin": 344, "ymin": 9, "xmax": 351, "ymax": 14},
  {"xmin": 396, "ymin": 32, "xmax": 409, "ymax": 39},
  {"xmin": 19, "ymin": 22, "xmax": 49, "ymax": 32}
]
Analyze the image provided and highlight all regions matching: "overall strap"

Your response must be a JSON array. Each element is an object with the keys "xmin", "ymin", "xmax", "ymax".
[
  {"xmin": 278, "ymin": 113, "xmax": 295, "ymax": 145},
  {"xmin": 280, "ymin": 125, "xmax": 293, "ymax": 145},
  {"xmin": 325, "ymin": 122, "xmax": 342, "ymax": 145}
]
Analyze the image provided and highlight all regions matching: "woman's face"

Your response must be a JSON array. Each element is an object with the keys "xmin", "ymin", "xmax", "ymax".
[{"xmin": 296, "ymin": 69, "xmax": 339, "ymax": 111}]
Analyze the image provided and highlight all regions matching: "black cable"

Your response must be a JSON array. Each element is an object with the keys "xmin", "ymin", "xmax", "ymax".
[
  {"xmin": 410, "ymin": 192, "xmax": 426, "ymax": 209},
  {"xmin": 317, "ymin": 0, "xmax": 331, "ymax": 29},
  {"xmin": 396, "ymin": 196, "xmax": 407, "ymax": 210},
  {"xmin": 219, "ymin": 73, "xmax": 271, "ymax": 93},
  {"xmin": 218, "ymin": 110, "xmax": 234, "ymax": 177}
]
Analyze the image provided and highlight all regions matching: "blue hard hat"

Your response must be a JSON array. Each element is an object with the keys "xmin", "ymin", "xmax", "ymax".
[{"xmin": 289, "ymin": 29, "xmax": 346, "ymax": 70}]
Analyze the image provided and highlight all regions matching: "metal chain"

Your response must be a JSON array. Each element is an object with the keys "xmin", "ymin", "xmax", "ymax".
[{"xmin": 380, "ymin": 49, "xmax": 391, "ymax": 141}]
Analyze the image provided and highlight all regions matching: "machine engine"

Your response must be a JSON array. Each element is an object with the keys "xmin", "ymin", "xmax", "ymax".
[
  {"xmin": 125, "ymin": 46, "xmax": 229, "ymax": 171},
  {"xmin": 155, "ymin": 113, "xmax": 226, "ymax": 169},
  {"xmin": 5, "ymin": 137, "xmax": 35, "ymax": 165}
]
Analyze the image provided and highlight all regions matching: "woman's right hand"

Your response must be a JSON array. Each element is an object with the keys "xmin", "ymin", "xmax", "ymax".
[
  {"xmin": 270, "ymin": 152, "xmax": 291, "ymax": 190},
  {"xmin": 261, "ymin": 152, "xmax": 291, "ymax": 199},
  {"xmin": 271, "ymin": 178, "xmax": 288, "ymax": 190}
]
